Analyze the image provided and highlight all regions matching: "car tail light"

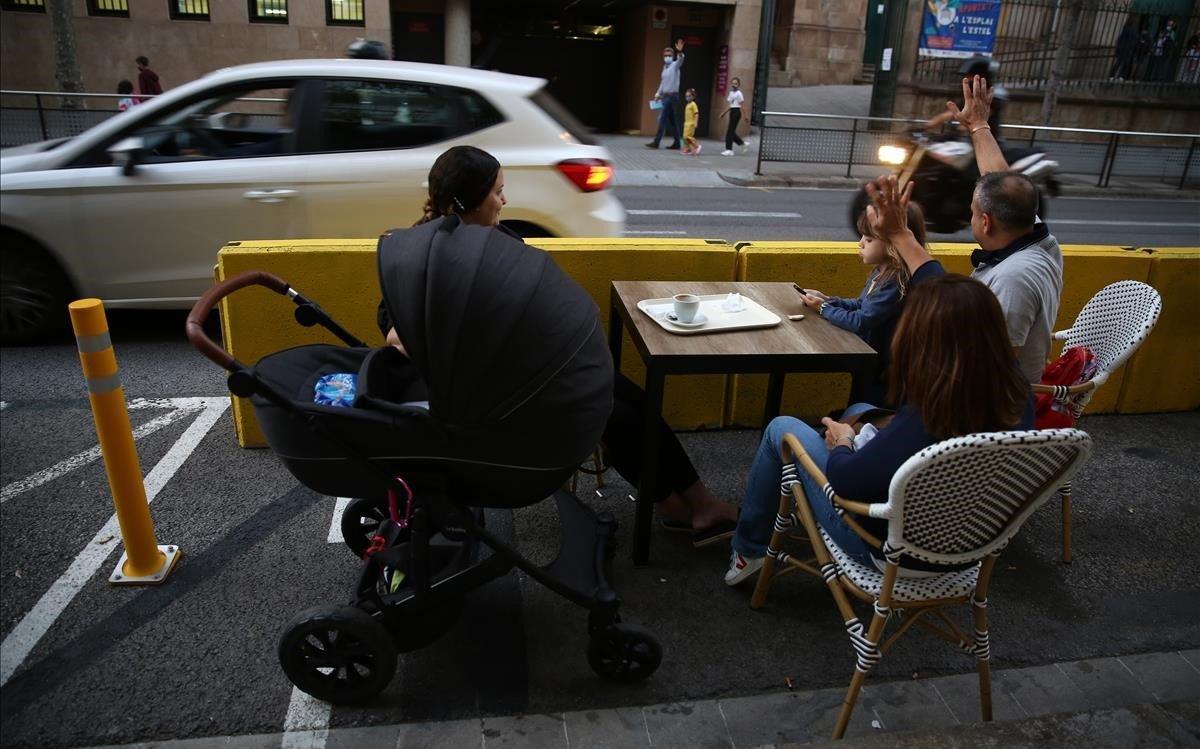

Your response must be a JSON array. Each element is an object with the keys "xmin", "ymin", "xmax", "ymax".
[{"xmin": 556, "ymin": 159, "xmax": 613, "ymax": 192}]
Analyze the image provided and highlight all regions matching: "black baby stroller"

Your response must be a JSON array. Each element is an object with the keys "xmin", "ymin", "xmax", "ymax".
[{"xmin": 186, "ymin": 216, "xmax": 662, "ymax": 703}]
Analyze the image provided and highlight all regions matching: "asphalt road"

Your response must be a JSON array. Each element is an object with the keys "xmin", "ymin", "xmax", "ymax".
[
  {"xmin": 615, "ymin": 186, "xmax": 1200, "ymax": 246},
  {"xmin": 1, "ymin": 189, "xmax": 1198, "ymax": 747}
]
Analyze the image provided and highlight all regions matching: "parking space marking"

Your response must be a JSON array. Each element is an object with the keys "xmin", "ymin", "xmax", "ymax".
[
  {"xmin": 327, "ymin": 497, "xmax": 351, "ymax": 544},
  {"xmin": 281, "ymin": 686, "xmax": 331, "ymax": 749},
  {"xmin": 627, "ymin": 209, "xmax": 804, "ymax": 218},
  {"xmin": 0, "ymin": 397, "xmax": 228, "ymax": 687},
  {"xmin": 1, "ymin": 401, "xmax": 200, "ymax": 504}
]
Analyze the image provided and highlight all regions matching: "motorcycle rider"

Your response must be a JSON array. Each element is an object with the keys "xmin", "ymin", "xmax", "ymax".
[{"xmin": 925, "ymin": 56, "xmax": 1007, "ymax": 139}]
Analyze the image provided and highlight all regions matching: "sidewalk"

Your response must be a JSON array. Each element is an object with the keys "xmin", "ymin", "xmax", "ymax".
[
  {"xmin": 605, "ymin": 84, "xmax": 1200, "ymax": 198},
  {"xmin": 82, "ymin": 649, "xmax": 1200, "ymax": 748}
]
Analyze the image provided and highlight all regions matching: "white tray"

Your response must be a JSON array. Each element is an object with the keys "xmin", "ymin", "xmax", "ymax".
[{"xmin": 637, "ymin": 294, "xmax": 782, "ymax": 336}]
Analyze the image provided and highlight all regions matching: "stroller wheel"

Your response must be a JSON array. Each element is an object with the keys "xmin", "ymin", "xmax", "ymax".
[
  {"xmin": 587, "ymin": 623, "xmax": 662, "ymax": 683},
  {"xmin": 278, "ymin": 606, "xmax": 397, "ymax": 704},
  {"xmin": 340, "ymin": 497, "xmax": 392, "ymax": 557}
]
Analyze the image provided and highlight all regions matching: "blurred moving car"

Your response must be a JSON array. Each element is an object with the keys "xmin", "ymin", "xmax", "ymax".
[{"xmin": 0, "ymin": 59, "xmax": 625, "ymax": 343}]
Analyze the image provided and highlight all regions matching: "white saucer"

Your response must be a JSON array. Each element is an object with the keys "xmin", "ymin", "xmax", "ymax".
[{"xmin": 667, "ymin": 312, "xmax": 708, "ymax": 328}]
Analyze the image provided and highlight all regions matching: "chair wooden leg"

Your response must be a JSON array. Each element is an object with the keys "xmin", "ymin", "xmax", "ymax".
[
  {"xmin": 978, "ymin": 658, "xmax": 993, "ymax": 722},
  {"xmin": 750, "ymin": 492, "xmax": 795, "ymax": 609},
  {"xmin": 1060, "ymin": 484, "xmax": 1072, "ymax": 564},
  {"xmin": 833, "ymin": 668, "xmax": 868, "ymax": 739}
]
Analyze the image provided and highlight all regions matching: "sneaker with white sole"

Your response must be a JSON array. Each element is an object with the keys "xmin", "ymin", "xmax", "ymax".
[
  {"xmin": 721, "ymin": 149, "xmax": 735, "ymax": 156},
  {"xmin": 740, "ymin": 142, "xmax": 750, "ymax": 154},
  {"xmin": 724, "ymin": 550, "xmax": 764, "ymax": 585}
]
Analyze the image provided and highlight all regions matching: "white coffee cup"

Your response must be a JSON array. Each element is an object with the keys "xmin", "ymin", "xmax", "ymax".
[{"xmin": 673, "ymin": 293, "xmax": 700, "ymax": 323}]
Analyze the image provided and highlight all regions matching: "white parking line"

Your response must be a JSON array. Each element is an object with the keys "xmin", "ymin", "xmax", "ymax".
[
  {"xmin": 327, "ymin": 497, "xmax": 352, "ymax": 544},
  {"xmin": 0, "ymin": 403, "xmax": 199, "ymax": 504},
  {"xmin": 0, "ymin": 397, "xmax": 228, "ymax": 687},
  {"xmin": 626, "ymin": 209, "xmax": 804, "ymax": 218},
  {"xmin": 281, "ymin": 686, "xmax": 332, "ymax": 749},
  {"xmin": 1047, "ymin": 219, "xmax": 1200, "ymax": 227}
]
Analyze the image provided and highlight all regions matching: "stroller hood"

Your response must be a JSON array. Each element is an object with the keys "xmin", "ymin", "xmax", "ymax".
[{"xmin": 377, "ymin": 217, "xmax": 613, "ymax": 469}]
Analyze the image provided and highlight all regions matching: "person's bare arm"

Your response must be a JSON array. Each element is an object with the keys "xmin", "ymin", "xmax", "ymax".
[
  {"xmin": 946, "ymin": 75, "xmax": 1009, "ymax": 175},
  {"xmin": 864, "ymin": 175, "xmax": 933, "ymax": 275},
  {"xmin": 924, "ymin": 110, "xmax": 956, "ymax": 130}
]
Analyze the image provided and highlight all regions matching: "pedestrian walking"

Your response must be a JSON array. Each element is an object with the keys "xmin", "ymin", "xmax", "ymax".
[
  {"xmin": 646, "ymin": 38, "xmax": 685, "ymax": 150},
  {"xmin": 1147, "ymin": 20, "xmax": 1177, "ymax": 81},
  {"xmin": 682, "ymin": 89, "xmax": 701, "ymax": 155},
  {"xmin": 1109, "ymin": 19, "xmax": 1138, "ymax": 80},
  {"xmin": 135, "ymin": 55, "xmax": 163, "ymax": 102},
  {"xmin": 1178, "ymin": 34, "xmax": 1200, "ymax": 83},
  {"xmin": 720, "ymin": 76, "xmax": 749, "ymax": 156},
  {"xmin": 116, "ymin": 80, "xmax": 136, "ymax": 112}
]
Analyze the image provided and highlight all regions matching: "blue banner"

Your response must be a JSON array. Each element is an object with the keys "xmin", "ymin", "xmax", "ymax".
[{"xmin": 919, "ymin": 0, "xmax": 1002, "ymax": 59}]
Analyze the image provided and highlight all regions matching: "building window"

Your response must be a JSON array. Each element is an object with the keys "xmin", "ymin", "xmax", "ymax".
[
  {"xmin": 249, "ymin": 0, "xmax": 287, "ymax": 23},
  {"xmin": 326, "ymin": 0, "xmax": 363, "ymax": 26},
  {"xmin": 88, "ymin": 0, "xmax": 129, "ymax": 17},
  {"xmin": 169, "ymin": 0, "xmax": 209, "ymax": 20},
  {"xmin": 1, "ymin": 0, "xmax": 45, "ymax": 12}
]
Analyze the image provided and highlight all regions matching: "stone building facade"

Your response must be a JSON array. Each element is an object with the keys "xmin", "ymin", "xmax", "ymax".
[{"xmin": 0, "ymin": 0, "xmax": 390, "ymax": 94}]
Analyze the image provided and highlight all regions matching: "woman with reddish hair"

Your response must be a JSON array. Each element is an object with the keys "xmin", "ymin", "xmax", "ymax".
[{"xmin": 725, "ymin": 274, "xmax": 1033, "ymax": 585}]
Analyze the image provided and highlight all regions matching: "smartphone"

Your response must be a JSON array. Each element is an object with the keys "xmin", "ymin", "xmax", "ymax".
[{"xmin": 792, "ymin": 283, "xmax": 807, "ymax": 297}]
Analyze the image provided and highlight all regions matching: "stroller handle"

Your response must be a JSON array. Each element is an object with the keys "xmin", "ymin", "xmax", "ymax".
[{"xmin": 187, "ymin": 270, "xmax": 291, "ymax": 372}]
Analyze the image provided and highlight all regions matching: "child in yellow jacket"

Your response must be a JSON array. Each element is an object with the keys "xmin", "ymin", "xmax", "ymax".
[{"xmin": 682, "ymin": 88, "xmax": 701, "ymax": 155}]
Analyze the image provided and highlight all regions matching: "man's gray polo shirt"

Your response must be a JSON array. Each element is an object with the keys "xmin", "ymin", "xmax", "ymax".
[{"xmin": 970, "ymin": 222, "xmax": 1063, "ymax": 382}]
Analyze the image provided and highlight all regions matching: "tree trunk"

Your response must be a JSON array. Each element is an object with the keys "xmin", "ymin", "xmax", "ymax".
[
  {"xmin": 47, "ymin": 0, "xmax": 83, "ymax": 108},
  {"xmin": 1039, "ymin": 0, "xmax": 1085, "ymax": 126}
]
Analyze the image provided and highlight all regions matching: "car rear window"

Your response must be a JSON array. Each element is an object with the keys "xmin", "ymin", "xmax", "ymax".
[
  {"xmin": 314, "ymin": 79, "xmax": 505, "ymax": 153},
  {"xmin": 531, "ymin": 89, "xmax": 596, "ymax": 146}
]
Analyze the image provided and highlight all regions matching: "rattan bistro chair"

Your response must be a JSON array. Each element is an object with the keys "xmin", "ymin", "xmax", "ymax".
[
  {"xmin": 1030, "ymin": 281, "xmax": 1161, "ymax": 563},
  {"xmin": 751, "ymin": 429, "xmax": 1092, "ymax": 740}
]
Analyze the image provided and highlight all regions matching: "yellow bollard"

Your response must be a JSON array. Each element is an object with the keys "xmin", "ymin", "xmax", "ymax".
[{"xmin": 69, "ymin": 299, "xmax": 180, "ymax": 585}]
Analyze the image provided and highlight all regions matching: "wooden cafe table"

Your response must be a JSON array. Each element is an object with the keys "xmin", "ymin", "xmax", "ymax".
[{"xmin": 608, "ymin": 281, "xmax": 878, "ymax": 566}]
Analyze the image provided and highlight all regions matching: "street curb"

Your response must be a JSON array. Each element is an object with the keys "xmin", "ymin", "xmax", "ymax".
[{"xmin": 717, "ymin": 171, "xmax": 1200, "ymax": 199}]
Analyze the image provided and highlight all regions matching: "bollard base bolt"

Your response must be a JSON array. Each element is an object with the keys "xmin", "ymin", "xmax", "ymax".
[{"xmin": 109, "ymin": 544, "xmax": 181, "ymax": 586}]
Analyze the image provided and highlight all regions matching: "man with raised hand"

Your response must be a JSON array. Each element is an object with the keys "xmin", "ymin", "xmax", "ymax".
[{"xmin": 867, "ymin": 75, "xmax": 1063, "ymax": 383}]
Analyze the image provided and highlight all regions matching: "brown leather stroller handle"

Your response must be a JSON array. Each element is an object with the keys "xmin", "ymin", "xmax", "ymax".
[{"xmin": 186, "ymin": 270, "xmax": 290, "ymax": 371}]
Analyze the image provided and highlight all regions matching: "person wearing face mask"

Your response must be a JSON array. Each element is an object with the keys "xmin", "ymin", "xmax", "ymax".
[
  {"xmin": 681, "ymin": 88, "xmax": 701, "ymax": 155},
  {"xmin": 646, "ymin": 38, "xmax": 686, "ymax": 150},
  {"xmin": 719, "ymin": 76, "xmax": 749, "ymax": 156}
]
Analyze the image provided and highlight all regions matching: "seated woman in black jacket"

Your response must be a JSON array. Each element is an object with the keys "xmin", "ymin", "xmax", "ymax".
[{"xmin": 379, "ymin": 145, "xmax": 739, "ymax": 545}]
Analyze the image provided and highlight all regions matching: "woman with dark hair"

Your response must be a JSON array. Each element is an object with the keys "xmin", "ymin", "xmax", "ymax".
[
  {"xmin": 725, "ymin": 274, "xmax": 1033, "ymax": 585},
  {"xmin": 381, "ymin": 145, "xmax": 739, "ymax": 544}
]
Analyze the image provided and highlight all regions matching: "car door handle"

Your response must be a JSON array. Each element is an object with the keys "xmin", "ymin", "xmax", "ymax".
[{"xmin": 243, "ymin": 188, "xmax": 298, "ymax": 203}]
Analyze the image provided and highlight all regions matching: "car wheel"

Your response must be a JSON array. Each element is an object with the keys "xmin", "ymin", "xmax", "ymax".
[{"xmin": 0, "ymin": 234, "xmax": 72, "ymax": 345}]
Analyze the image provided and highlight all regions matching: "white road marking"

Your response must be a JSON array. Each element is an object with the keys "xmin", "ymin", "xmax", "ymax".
[
  {"xmin": 622, "ymin": 230, "xmax": 689, "ymax": 235},
  {"xmin": 281, "ymin": 687, "xmax": 332, "ymax": 749},
  {"xmin": 627, "ymin": 209, "xmax": 803, "ymax": 218},
  {"xmin": 0, "ymin": 403, "xmax": 199, "ymax": 504},
  {"xmin": 327, "ymin": 497, "xmax": 352, "ymax": 544},
  {"xmin": 1048, "ymin": 219, "xmax": 1200, "ymax": 227},
  {"xmin": 0, "ymin": 401, "xmax": 8, "ymax": 411},
  {"xmin": 0, "ymin": 397, "xmax": 228, "ymax": 687}
]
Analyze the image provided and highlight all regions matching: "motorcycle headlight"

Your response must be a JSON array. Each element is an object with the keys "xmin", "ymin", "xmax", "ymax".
[{"xmin": 878, "ymin": 145, "xmax": 908, "ymax": 165}]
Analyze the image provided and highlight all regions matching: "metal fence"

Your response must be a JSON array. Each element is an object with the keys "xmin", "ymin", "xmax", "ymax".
[
  {"xmin": 0, "ymin": 90, "xmax": 285, "ymax": 148},
  {"xmin": 914, "ymin": 0, "xmax": 1200, "ymax": 90},
  {"xmin": 756, "ymin": 111, "xmax": 1200, "ymax": 189}
]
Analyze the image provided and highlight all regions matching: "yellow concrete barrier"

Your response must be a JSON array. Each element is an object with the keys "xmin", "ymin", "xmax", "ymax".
[
  {"xmin": 1117, "ymin": 247, "xmax": 1200, "ymax": 413},
  {"xmin": 217, "ymin": 237, "xmax": 738, "ymax": 447},
  {"xmin": 216, "ymin": 237, "xmax": 1194, "ymax": 447}
]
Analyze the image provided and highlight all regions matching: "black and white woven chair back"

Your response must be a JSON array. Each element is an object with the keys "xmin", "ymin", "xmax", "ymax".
[
  {"xmin": 884, "ymin": 430, "xmax": 1092, "ymax": 567},
  {"xmin": 1062, "ymin": 281, "xmax": 1161, "ymax": 377}
]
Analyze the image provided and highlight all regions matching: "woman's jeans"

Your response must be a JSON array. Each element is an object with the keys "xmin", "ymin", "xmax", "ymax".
[{"xmin": 733, "ymin": 406, "xmax": 878, "ymax": 568}]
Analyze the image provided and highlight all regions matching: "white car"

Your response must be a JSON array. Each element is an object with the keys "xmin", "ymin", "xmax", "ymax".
[{"xmin": 0, "ymin": 59, "xmax": 625, "ymax": 343}]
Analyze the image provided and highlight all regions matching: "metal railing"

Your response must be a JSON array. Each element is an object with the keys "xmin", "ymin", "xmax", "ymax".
[
  {"xmin": 0, "ymin": 90, "xmax": 285, "ymax": 148},
  {"xmin": 756, "ymin": 111, "xmax": 1200, "ymax": 189}
]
